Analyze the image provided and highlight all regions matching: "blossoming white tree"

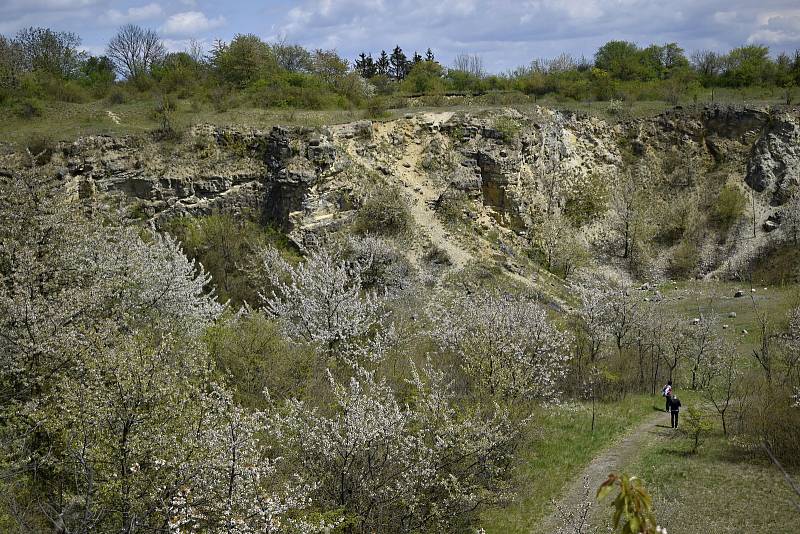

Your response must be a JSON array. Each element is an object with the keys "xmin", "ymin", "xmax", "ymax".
[
  {"xmin": 260, "ymin": 245, "xmax": 387, "ymax": 359},
  {"xmin": 0, "ymin": 166, "xmax": 221, "ymax": 397},
  {"xmin": 571, "ymin": 283, "xmax": 614, "ymax": 368},
  {"xmin": 272, "ymin": 361, "xmax": 514, "ymax": 532},
  {"xmin": 0, "ymin": 166, "xmax": 313, "ymax": 533},
  {"xmin": 429, "ymin": 289, "xmax": 570, "ymax": 402}
]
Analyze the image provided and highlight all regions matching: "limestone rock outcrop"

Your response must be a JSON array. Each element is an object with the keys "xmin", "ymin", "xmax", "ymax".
[
  {"xmin": 746, "ymin": 114, "xmax": 800, "ymax": 204},
  {"xmin": 3, "ymin": 104, "xmax": 799, "ymax": 270}
]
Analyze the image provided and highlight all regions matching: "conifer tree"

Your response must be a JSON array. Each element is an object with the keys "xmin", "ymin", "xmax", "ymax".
[
  {"xmin": 390, "ymin": 45, "xmax": 408, "ymax": 80},
  {"xmin": 376, "ymin": 49, "xmax": 390, "ymax": 76},
  {"xmin": 355, "ymin": 51, "xmax": 376, "ymax": 77}
]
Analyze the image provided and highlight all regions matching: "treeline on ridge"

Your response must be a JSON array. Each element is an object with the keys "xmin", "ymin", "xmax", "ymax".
[{"xmin": 2, "ymin": 24, "xmax": 800, "ymax": 119}]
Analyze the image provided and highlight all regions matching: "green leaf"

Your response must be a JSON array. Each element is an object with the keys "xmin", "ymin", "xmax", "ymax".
[
  {"xmin": 613, "ymin": 507, "xmax": 622, "ymax": 527},
  {"xmin": 597, "ymin": 483, "xmax": 614, "ymax": 502}
]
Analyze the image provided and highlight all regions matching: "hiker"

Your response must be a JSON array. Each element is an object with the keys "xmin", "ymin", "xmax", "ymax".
[
  {"xmin": 669, "ymin": 394, "xmax": 682, "ymax": 429},
  {"xmin": 661, "ymin": 380, "xmax": 673, "ymax": 412}
]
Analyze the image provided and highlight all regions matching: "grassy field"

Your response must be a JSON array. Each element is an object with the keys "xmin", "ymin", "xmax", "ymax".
[
  {"xmin": 480, "ymin": 276, "xmax": 800, "ymax": 534},
  {"xmin": 658, "ymin": 280, "xmax": 800, "ymax": 355},
  {"xmin": 627, "ymin": 391, "xmax": 800, "ymax": 534},
  {"xmin": 1, "ymin": 87, "xmax": 793, "ymax": 149},
  {"xmin": 481, "ymin": 394, "xmax": 654, "ymax": 533},
  {"xmin": 0, "ymin": 98, "xmax": 375, "ymax": 146}
]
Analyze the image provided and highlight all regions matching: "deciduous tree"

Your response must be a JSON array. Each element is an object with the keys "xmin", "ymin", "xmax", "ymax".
[
  {"xmin": 106, "ymin": 24, "xmax": 166, "ymax": 79},
  {"xmin": 429, "ymin": 289, "xmax": 570, "ymax": 401}
]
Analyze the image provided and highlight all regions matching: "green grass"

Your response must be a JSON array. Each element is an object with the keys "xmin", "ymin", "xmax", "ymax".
[
  {"xmin": 3, "ymin": 86, "xmax": 789, "ymax": 147},
  {"xmin": 0, "ymin": 97, "xmax": 379, "ymax": 145},
  {"xmin": 658, "ymin": 280, "xmax": 800, "ymax": 355},
  {"xmin": 627, "ymin": 397, "xmax": 800, "ymax": 534},
  {"xmin": 481, "ymin": 394, "xmax": 654, "ymax": 533}
]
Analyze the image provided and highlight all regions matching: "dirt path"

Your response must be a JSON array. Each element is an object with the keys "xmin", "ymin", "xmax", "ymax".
[
  {"xmin": 395, "ymin": 141, "xmax": 474, "ymax": 270},
  {"xmin": 536, "ymin": 410, "xmax": 669, "ymax": 533}
]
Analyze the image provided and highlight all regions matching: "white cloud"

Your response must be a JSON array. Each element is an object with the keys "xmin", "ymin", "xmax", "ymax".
[
  {"xmin": 748, "ymin": 12, "xmax": 800, "ymax": 44},
  {"xmin": 162, "ymin": 37, "xmax": 209, "ymax": 53},
  {"xmin": 79, "ymin": 44, "xmax": 106, "ymax": 56},
  {"xmin": 102, "ymin": 3, "xmax": 162, "ymax": 25},
  {"xmin": 161, "ymin": 11, "xmax": 225, "ymax": 36},
  {"xmin": 3, "ymin": 0, "xmax": 800, "ymax": 73}
]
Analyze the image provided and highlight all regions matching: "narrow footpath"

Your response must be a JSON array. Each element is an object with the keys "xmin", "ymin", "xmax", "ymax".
[{"xmin": 536, "ymin": 410, "xmax": 670, "ymax": 533}]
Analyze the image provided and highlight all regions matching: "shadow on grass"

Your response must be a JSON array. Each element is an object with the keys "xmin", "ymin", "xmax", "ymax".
[{"xmin": 656, "ymin": 445, "xmax": 695, "ymax": 458}]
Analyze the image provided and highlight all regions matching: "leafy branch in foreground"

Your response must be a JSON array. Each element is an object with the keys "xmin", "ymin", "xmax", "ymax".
[{"xmin": 597, "ymin": 473, "xmax": 660, "ymax": 534}]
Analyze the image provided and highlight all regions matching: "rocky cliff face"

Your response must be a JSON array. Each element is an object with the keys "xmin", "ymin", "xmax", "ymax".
[
  {"xmin": 4, "ymin": 104, "xmax": 798, "ymax": 280},
  {"xmin": 746, "ymin": 116, "xmax": 800, "ymax": 204}
]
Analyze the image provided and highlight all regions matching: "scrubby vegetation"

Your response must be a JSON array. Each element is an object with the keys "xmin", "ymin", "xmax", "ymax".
[
  {"xmin": 1, "ymin": 20, "xmax": 800, "ymax": 534},
  {"xmin": 2, "ymin": 24, "xmax": 800, "ymax": 137},
  {"xmin": 2, "ymin": 128, "xmax": 799, "ymax": 532}
]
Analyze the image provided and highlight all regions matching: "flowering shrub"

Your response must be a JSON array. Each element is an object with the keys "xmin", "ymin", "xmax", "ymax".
[
  {"xmin": 429, "ymin": 289, "xmax": 571, "ymax": 402},
  {"xmin": 272, "ymin": 362, "xmax": 515, "ymax": 532},
  {"xmin": 261, "ymin": 245, "xmax": 387, "ymax": 360},
  {"xmin": 0, "ymin": 167, "xmax": 312, "ymax": 532}
]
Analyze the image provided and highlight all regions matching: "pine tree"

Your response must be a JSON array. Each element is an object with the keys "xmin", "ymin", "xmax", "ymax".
[
  {"xmin": 355, "ymin": 52, "xmax": 375, "ymax": 77},
  {"xmin": 365, "ymin": 52, "xmax": 375, "ymax": 77},
  {"xmin": 376, "ymin": 49, "xmax": 390, "ymax": 76},
  {"xmin": 412, "ymin": 51, "xmax": 423, "ymax": 65},
  {"xmin": 390, "ymin": 45, "xmax": 408, "ymax": 80},
  {"xmin": 425, "ymin": 48, "xmax": 435, "ymax": 62}
]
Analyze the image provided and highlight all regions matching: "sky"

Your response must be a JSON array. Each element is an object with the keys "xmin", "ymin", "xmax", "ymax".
[{"xmin": 2, "ymin": 0, "xmax": 800, "ymax": 73}]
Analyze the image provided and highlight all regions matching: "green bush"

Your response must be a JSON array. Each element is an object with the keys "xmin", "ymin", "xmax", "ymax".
[
  {"xmin": 712, "ymin": 183, "xmax": 747, "ymax": 230},
  {"xmin": 480, "ymin": 90, "xmax": 530, "ymax": 106},
  {"xmin": 423, "ymin": 243, "xmax": 452, "ymax": 266},
  {"xmin": 12, "ymin": 98, "xmax": 43, "ymax": 119},
  {"xmin": 353, "ymin": 185, "xmax": 413, "ymax": 236},
  {"xmin": 164, "ymin": 213, "xmax": 298, "ymax": 306},
  {"xmin": 247, "ymin": 72, "xmax": 351, "ymax": 110},
  {"xmin": 106, "ymin": 88, "xmax": 127, "ymax": 105},
  {"xmin": 364, "ymin": 96, "xmax": 390, "ymax": 119},
  {"xmin": 22, "ymin": 133, "xmax": 55, "ymax": 166},
  {"xmin": 206, "ymin": 312, "xmax": 315, "ymax": 408},
  {"xmin": 668, "ymin": 239, "xmax": 698, "ymax": 278},
  {"xmin": 151, "ymin": 94, "xmax": 181, "ymax": 141},
  {"xmin": 683, "ymin": 406, "xmax": 713, "ymax": 453},
  {"xmin": 47, "ymin": 79, "xmax": 89, "ymax": 103},
  {"xmin": 19, "ymin": 72, "xmax": 89, "ymax": 103},
  {"xmin": 437, "ymin": 190, "xmax": 472, "ymax": 226},
  {"xmin": 563, "ymin": 173, "xmax": 609, "ymax": 226},
  {"xmin": 492, "ymin": 115, "xmax": 521, "ymax": 143}
]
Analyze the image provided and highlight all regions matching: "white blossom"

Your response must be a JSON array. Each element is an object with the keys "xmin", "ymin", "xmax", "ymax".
[
  {"xmin": 271, "ymin": 361, "xmax": 515, "ymax": 532},
  {"xmin": 261, "ymin": 245, "xmax": 387, "ymax": 359},
  {"xmin": 428, "ymin": 289, "xmax": 571, "ymax": 402}
]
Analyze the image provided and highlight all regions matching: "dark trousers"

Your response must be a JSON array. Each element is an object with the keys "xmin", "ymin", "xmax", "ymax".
[
  {"xmin": 665, "ymin": 397, "xmax": 671, "ymax": 412},
  {"xmin": 671, "ymin": 411, "xmax": 679, "ymax": 428}
]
